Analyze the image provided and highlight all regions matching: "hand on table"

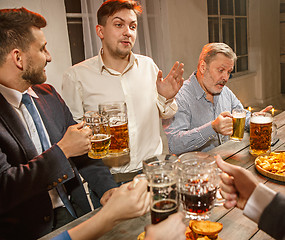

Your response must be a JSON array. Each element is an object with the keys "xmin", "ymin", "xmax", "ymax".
[{"xmin": 216, "ymin": 155, "xmax": 259, "ymax": 210}]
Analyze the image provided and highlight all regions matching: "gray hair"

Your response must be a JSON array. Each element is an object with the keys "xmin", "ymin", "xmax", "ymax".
[{"xmin": 198, "ymin": 43, "xmax": 237, "ymax": 68}]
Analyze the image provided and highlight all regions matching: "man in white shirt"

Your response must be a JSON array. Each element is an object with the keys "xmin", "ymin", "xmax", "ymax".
[
  {"xmin": 216, "ymin": 156, "xmax": 285, "ymax": 240},
  {"xmin": 62, "ymin": 0, "xmax": 184, "ymax": 182}
]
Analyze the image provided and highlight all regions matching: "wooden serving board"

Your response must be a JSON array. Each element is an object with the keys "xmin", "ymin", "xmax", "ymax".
[{"xmin": 255, "ymin": 157, "xmax": 285, "ymax": 182}]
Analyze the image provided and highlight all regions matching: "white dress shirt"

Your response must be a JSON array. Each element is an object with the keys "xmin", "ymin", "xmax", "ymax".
[
  {"xmin": 243, "ymin": 183, "xmax": 276, "ymax": 224},
  {"xmin": 62, "ymin": 50, "xmax": 177, "ymax": 173},
  {"xmin": 0, "ymin": 84, "xmax": 63, "ymax": 209}
]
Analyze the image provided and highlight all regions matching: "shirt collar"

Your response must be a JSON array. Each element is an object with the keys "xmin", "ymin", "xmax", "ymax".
[
  {"xmin": 192, "ymin": 72, "xmax": 206, "ymax": 100},
  {"xmin": 192, "ymin": 72, "xmax": 221, "ymax": 104},
  {"xmin": 0, "ymin": 84, "xmax": 39, "ymax": 108},
  {"xmin": 98, "ymin": 48, "xmax": 138, "ymax": 75}
]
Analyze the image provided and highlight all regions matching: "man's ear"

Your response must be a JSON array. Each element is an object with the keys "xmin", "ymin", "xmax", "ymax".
[
  {"xmin": 96, "ymin": 24, "xmax": 104, "ymax": 39},
  {"xmin": 199, "ymin": 60, "xmax": 207, "ymax": 74},
  {"xmin": 11, "ymin": 49, "xmax": 24, "ymax": 70}
]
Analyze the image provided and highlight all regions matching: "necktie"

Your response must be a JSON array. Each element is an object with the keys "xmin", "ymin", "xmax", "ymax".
[{"xmin": 22, "ymin": 93, "xmax": 77, "ymax": 218}]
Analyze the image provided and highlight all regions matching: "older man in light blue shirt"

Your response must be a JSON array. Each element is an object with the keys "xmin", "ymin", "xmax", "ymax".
[
  {"xmin": 163, "ymin": 71, "xmax": 250, "ymax": 155},
  {"xmin": 163, "ymin": 43, "xmax": 252, "ymax": 156}
]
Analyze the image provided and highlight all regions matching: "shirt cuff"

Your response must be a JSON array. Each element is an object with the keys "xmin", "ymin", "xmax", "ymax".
[
  {"xmin": 243, "ymin": 183, "xmax": 276, "ymax": 224},
  {"xmin": 157, "ymin": 94, "xmax": 177, "ymax": 117}
]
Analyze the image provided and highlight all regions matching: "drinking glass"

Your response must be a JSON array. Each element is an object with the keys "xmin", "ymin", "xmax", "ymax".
[
  {"xmin": 177, "ymin": 152, "xmax": 222, "ymax": 220},
  {"xmin": 231, "ymin": 108, "xmax": 246, "ymax": 141},
  {"xmin": 98, "ymin": 102, "xmax": 129, "ymax": 156},
  {"xmin": 144, "ymin": 161, "xmax": 178, "ymax": 224},
  {"xmin": 249, "ymin": 112, "xmax": 274, "ymax": 156},
  {"xmin": 83, "ymin": 111, "xmax": 111, "ymax": 159}
]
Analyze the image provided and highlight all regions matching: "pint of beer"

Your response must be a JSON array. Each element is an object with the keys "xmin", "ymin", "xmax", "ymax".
[
  {"xmin": 249, "ymin": 112, "xmax": 273, "ymax": 156},
  {"xmin": 99, "ymin": 102, "xmax": 129, "ymax": 156},
  {"xmin": 231, "ymin": 109, "xmax": 246, "ymax": 141},
  {"xmin": 83, "ymin": 111, "xmax": 111, "ymax": 159}
]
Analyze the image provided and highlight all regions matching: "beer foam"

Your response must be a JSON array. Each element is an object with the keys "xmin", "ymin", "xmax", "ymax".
[
  {"xmin": 233, "ymin": 112, "xmax": 246, "ymax": 118},
  {"xmin": 250, "ymin": 116, "xmax": 272, "ymax": 124},
  {"xmin": 91, "ymin": 134, "xmax": 111, "ymax": 142}
]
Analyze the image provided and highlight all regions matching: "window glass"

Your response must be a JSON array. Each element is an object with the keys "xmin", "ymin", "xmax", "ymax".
[
  {"xmin": 222, "ymin": 19, "xmax": 234, "ymax": 50},
  {"xmin": 235, "ymin": 0, "xmax": 246, "ymax": 16},
  {"xmin": 236, "ymin": 18, "xmax": 247, "ymax": 55},
  {"xmin": 207, "ymin": 0, "xmax": 218, "ymax": 15},
  {"xmin": 64, "ymin": 0, "xmax": 81, "ymax": 13},
  {"xmin": 208, "ymin": 0, "xmax": 248, "ymax": 73},
  {"xmin": 220, "ymin": 0, "xmax": 233, "ymax": 15},
  {"xmin": 208, "ymin": 17, "xmax": 219, "ymax": 42},
  {"xmin": 237, "ymin": 56, "xmax": 248, "ymax": 72},
  {"xmin": 66, "ymin": 17, "xmax": 85, "ymax": 65}
]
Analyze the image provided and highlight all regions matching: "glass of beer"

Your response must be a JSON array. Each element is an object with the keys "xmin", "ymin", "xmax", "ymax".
[
  {"xmin": 249, "ymin": 112, "xmax": 273, "ymax": 156},
  {"xmin": 231, "ymin": 108, "xmax": 246, "ymax": 141},
  {"xmin": 83, "ymin": 111, "xmax": 111, "ymax": 159},
  {"xmin": 99, "ymin": 102, "xmax": 129, "ymax": 156},
  {"xmin": 147, "ymin": 161, "xmax": 178, "ymax": 224},
  {"xmin": 177, "ymin": 152, "xmax": 221, "ymax": 220}
]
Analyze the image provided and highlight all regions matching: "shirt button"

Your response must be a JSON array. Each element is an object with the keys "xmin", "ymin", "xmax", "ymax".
[
  {"xmin": 63, "ymin": 174, "xmax": 68, "ymax": 180},
  {"xmin": 58, "ymin": 178, "xmax": 63, "ymax": 183},
  {"xmin": 44, "ymin": 216, "xmax": 51, "ymax": 222},
  {"xmin": 52, "ymin": 182, "xmax": 58, "ymax": 187}
]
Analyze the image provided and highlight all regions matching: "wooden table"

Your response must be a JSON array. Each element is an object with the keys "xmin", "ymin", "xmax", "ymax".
[{"xmin": 40, "ymin": 111, "xmax": 285, "ymax": 240}]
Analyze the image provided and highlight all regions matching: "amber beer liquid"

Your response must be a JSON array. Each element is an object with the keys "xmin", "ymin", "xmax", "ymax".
[
  {"xmin": 89, "ymin": 134, "xmax": 111, "ymax": 159},
  {"xmin": 231, "ymin": 109, "xmax": 246, "ymax": 141},
  {"xmin": 109, "ymin": 121, "xmax": 129, "ymax": 154},
  {"xmin": 249, "ymin": 113, "xmax": 273, "ymax": 156}
]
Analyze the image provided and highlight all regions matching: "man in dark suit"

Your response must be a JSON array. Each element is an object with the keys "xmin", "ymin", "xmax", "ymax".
[
  {"xmin": 0, "ymin": 7, "xmax": 117, "ymax": 240},
  {"xmin": 216, "ymin": 156, "xmax": 285, "ymax": 240}
]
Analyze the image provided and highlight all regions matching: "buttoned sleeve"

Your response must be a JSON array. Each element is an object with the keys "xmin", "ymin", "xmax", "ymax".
[{"xmin": 62, "ymin": 69, "xmax": 84, "ymax": 122}]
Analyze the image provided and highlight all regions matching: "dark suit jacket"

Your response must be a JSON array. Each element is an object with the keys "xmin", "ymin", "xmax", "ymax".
[
  {"xmin": 0, "ymin": 84, "xmax": 117, "ymax": 240},
  {"xmin": 258, "ymin": 192, "xmax": 285, "ymax": 240}
]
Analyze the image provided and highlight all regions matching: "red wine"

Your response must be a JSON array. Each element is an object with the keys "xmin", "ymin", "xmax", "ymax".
[{"xmin": 151, "ymin": 199, "xmax": 178, "ymax": 224}]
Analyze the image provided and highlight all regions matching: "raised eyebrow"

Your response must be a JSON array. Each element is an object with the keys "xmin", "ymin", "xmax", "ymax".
[{"xmin": 112, "ymin": 16, "xmax": 137, "ymax": 25}]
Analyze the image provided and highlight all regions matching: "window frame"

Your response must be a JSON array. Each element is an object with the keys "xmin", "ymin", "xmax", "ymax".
[{"xmin": 208, "ymin": 0, "xmax": 249, "ymax": 76}]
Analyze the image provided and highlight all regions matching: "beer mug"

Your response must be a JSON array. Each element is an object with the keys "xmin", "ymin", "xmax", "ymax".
[
  {"xmin": 249, "ymin": 112, "xmax": 274, "ymax": 156},
  {"xmin": 177, "ymin": 152, "xmax": 222, "ymax": 220},
  {"xmin": 143, "ymin": 154, "xmax": 178, "ymax": 177},
  {"xmin": 146, "ymin": 161, "xmax": 178, "ymax": 224},
  {"xmin": 231, "ymin": 108, "xmax": 246, "ymax": 141},
  {"xmin": 83, "ymin": 111, "xmax": 111, "ymax": 159},
  {"xmin": 99, "ymin": 102, "xmax": 129, "ymax": 156}
]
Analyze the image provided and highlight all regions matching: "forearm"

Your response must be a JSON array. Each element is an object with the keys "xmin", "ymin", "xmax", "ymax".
[
  {"xmin": 157, "ymin": 94, "xmax": 178, "ymax": 119},
  {"xmin": 0, "ymin": 144, "xmax": 74, "ymax": 213},
  {"xmin": 166, "ymin": 122, "xmax": 217, "ymax": 155},
  {"xmin": 68, "ymin": 207, "xmax": 117, "ymax": 240}
]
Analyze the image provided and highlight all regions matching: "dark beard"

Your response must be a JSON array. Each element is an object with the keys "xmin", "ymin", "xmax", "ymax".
[{"xmin": 22, "ymin": 62, "xmax": 46, "ymax": 85}]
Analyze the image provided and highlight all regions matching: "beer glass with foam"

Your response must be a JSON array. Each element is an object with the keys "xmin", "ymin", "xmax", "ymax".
[
  {"xmin": 83, "ymin": 111, "xmax": 111, "ymax": 159},
  {"xmin": 249, "ymin": 112, "xmax": 273, "ymax": 156},
  {"xmin": 147, "ymin": 161, "xmax": 178, "ymax": 224},
  {"xmin": 231, "ymin": 108, "xmax": 246, "ymax": 141},
  {"xmin": 99, "ymin": 102, "xmax": 129, "ymax": 156},
  {"xmin": 177, "ymin": 152, "xmax": 222, "ymax": 220}
]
